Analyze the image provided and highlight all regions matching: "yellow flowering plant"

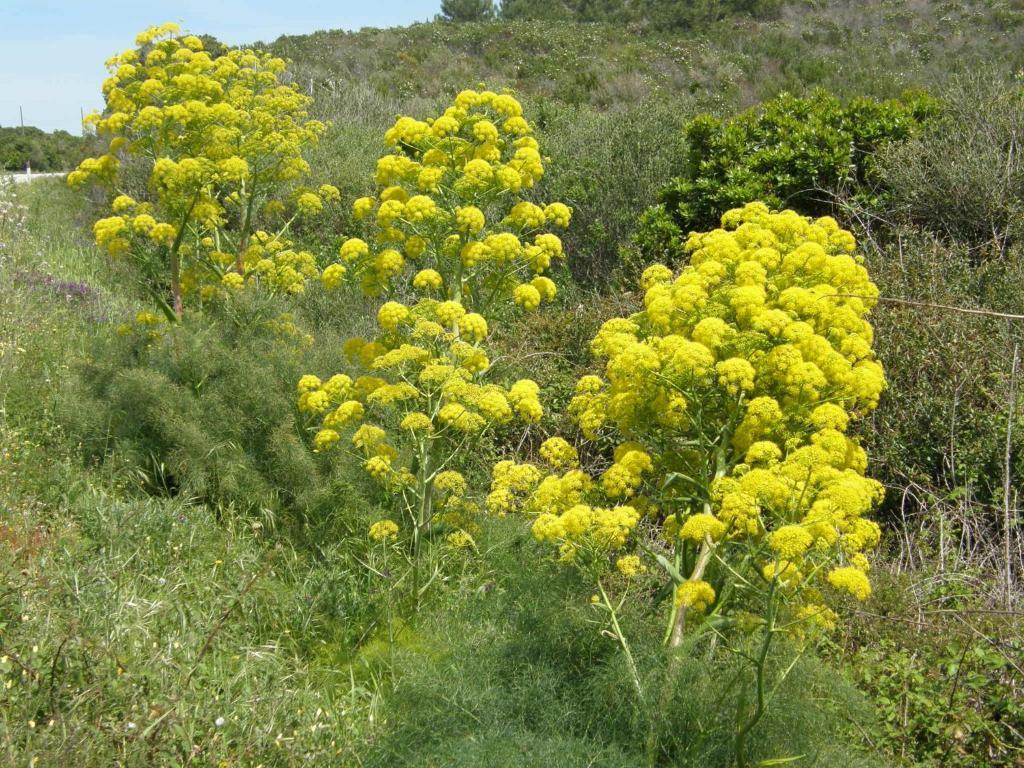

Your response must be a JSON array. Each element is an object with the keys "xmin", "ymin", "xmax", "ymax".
[
  {"xmin": 68, "ymin": 23, "xmax": 333, "ymax": 317},
  {"xmin": 489, "ymin": 203, "xmax": 886, "ymax": 765},
  {"xmin": 300, "ymin": 89, "xmax": 570, "ymax": 603}
]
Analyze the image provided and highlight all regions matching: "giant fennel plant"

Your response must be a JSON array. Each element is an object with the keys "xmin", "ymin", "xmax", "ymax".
[
  {"xmin": 298, "ymin": 89, "xmax": 571, "ymax": 601},
  {"xmin": 489, "ymin": 202, "xmax": 886, "ymax": 765},
  {"xmin": 68, "ymin": 23, "xmax": 334, "ymax": 317}
]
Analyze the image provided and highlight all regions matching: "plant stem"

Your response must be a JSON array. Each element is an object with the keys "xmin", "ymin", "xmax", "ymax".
[
  {"xmin": 669, "ymin": 540, "xmax": 714, "ymax": 648},
  {"xmin": 598, "ymin": 579, "xmax": 644, "ymax": 705},
  {"xmin": 734, "ymin": 583, "xmax": 777, "ymax": 768},
  {"xmin": 236, "ymin": 179, "xmax": 258, "ymax": 274},
  {"xmin": 167, "ymin": 193, "xmax": 200, "ymax": 319},
  {"xmin": 662, "ymin": 545, "xmax": 683, "ymax": 646},
  {"xmin": 1003, "ymin": 342, "xmax": 1019, "ymax": 608},
  {"xmin": 411, "ymin": 437, "xmax": 435, "ymax": 611}
]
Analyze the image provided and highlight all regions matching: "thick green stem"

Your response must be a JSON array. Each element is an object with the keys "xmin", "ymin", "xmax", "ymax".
[
  {"xmin": 411, "ymin": 437, "xmax": 435, "ymax": 610},
  {"xmin": 169, "ymin": 249, "xmax": 183, "ymax": 319},
  {"xmin": 647, "ymin": 539, "xmax": 715, "ymax": 765},
  {"xmin": 735, "ymin": 584, "xmax": 777, "ymax": 768},
  {"xmin": 598, "ymin": 580, "xmax": 644, "ymax": 705},
  {"xmin": 167, "ymin": 193, "xmax": 200, "ymax": 319},
  {"xmin": 236, "ymin": 179, "xmax": 258, "ymax": 274},
  {"xmin": 662, "ymin": 546, "xmax": 684, "ymax": 646}
]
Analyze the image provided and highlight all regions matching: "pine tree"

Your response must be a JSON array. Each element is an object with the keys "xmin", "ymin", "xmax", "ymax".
[{"xmin": 440, "ymin": 0, "xmax": 496, "ymax": 22}]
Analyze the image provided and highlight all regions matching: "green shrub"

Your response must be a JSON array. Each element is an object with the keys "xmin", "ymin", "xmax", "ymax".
[
  {"xmin": 0, "ymin": 126, "xmax": 92, "ymax": 172},
  {"xmin": 849, "ymin": 225, "xmax": 1024, "ymax": 572},
  {"xmin": 838, "ymin": 568, "xmax": 1024, "ymax": 768},
  {"xmin": 877, "ymin": 73, "xmax": 1024, "ymax": 258},
  {"xmin": 57, "ymin": 293, "xmax": 374, "ymax": 527},
  {"xmin": 533, "ymin": 98, "xmax": 687, "ymax": 284},
  {"xmin": 627, "ymin": 90, "xmax": 937, "ymax": 275},
  {"xmin": 361, "ymin": 519, "xmax": 887, "ymax": 768}
]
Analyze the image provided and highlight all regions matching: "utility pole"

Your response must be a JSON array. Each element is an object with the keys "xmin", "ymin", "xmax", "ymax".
[{"xmin": 20, "ymin": 106, "xmax": 29, "ymax": 176}]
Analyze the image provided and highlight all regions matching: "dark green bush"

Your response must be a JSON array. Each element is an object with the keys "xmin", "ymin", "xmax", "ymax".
[
  {"xmin": 0, "ymin": 126, "xmax": 93, "ymax": 172},
  {"xmin": 532, "ymin": 98, "xmax": 687, "ymax": 283},
  {"xmin": 627, "ymin": 90, "xmax": 938, "ymax": 274}
]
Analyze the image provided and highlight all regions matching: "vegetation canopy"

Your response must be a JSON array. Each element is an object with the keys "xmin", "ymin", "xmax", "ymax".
[{"xmin": 1, "ymin": 8, "xmax": 1022, "ymax": 768}]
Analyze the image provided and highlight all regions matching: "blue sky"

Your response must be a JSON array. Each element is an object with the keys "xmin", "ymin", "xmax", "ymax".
[{"xmin": 1, "ymin": 1, "xmax": 442, "ymax": 133}]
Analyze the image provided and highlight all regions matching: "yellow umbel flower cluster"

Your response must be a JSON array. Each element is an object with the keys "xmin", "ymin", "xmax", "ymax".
[
  {"xmin": 321, "ymin": 88, "xmax": 570, "ymax": 306},
  {"xmin": 491, "ymin": 202, "xmax": 886, "ymax": 637},
  {"xmin": 369, "ymin": 519, "xmax": 400, "ymax": 542},
  {"xmin": 300, "ymin": 91, "xmax": 568, "ymax": 580},
  {"xmin": 69, "ymin": 23, "xmax": 332, "ymax": 315}
]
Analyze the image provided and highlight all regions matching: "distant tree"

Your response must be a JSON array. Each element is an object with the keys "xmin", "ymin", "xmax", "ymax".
[
  {"xmin": 641, "ymin": 0, "xmax": 783, "ymax": 28},
  {"xmin": 440, "ymin": 0, "xmax": 497, "ymax": 22},
  {"xmin": 0, "ymin": 126, "xmax": 90, "ymax": 172},
  {"xmin": 499, "ymin": 0, "xmax": 574, "ymax": 20}
]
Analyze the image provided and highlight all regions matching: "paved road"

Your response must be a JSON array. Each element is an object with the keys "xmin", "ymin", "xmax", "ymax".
[{"xmin": 8, "ymin": 172, "xmax": 66, "ymax": 184}]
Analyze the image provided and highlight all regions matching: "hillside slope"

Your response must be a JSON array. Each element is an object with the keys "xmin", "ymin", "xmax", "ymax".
[
  {"xmin": 272, "ymin": 0, "xmax": 1024, "ymax": 113},
  {"xmin": 267, "ymin": 0, "xmax": 1024, "ymax": 284}
]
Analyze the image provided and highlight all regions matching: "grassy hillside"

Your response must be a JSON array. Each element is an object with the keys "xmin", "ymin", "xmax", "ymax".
[
  {"xmin": 269, "ymin": 1, "xmax": 1024, "ymax": 284},
  {"xmin": 274, "ymin": 1, "xmax": 1024, "ymax": 110}
]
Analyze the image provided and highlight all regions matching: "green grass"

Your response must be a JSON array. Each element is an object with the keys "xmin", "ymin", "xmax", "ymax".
[
  {"xmin": 0, "ymin": 181, "xmax": 374, "ymax": 764},
  {"xmin": 0, "ymin": 472, "xmax": 373, "ymax": 765}
]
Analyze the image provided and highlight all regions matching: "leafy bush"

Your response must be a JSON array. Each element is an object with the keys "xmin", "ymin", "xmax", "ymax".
[
  {"xmin": 69, "ymin": 23, "xmax": 335, "ymax": 317},
  {"xmin": 491, "ymin": 204, "xmax": 888, "ymax": 765},
  {"xmin": 301, "ymin": 88, "xmax": 570, "ymax": 601},
  {"xmin": 533, "ymin": 98, "xmax": 687, "ymax": 284},
  {"xmin": 0, "ymin": 126, "xmax": 92, "ymax": 172},
  {"xmin": 847, "ymin": 224, "xmax": 1024, "ymax": 570},
  {"xmin": 628, "ymin": 90, "xmax": 937, "ymax": 275},
  {"xmin": 839, "ymin": 569, "xmax": 1024, "ymax": 768}
]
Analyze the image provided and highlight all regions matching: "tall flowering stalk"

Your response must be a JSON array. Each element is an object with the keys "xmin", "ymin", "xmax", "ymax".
[
  {"xmin": 299, "ymin": 89, "xmax": 570, "ymax": 603},
  {"xmin": 68, "ymin": 23, "xmax": 334, "ymax": 318},
  {"xmin": 490, "ymin": 203, "xmax": 886, "ymax": 765}
]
